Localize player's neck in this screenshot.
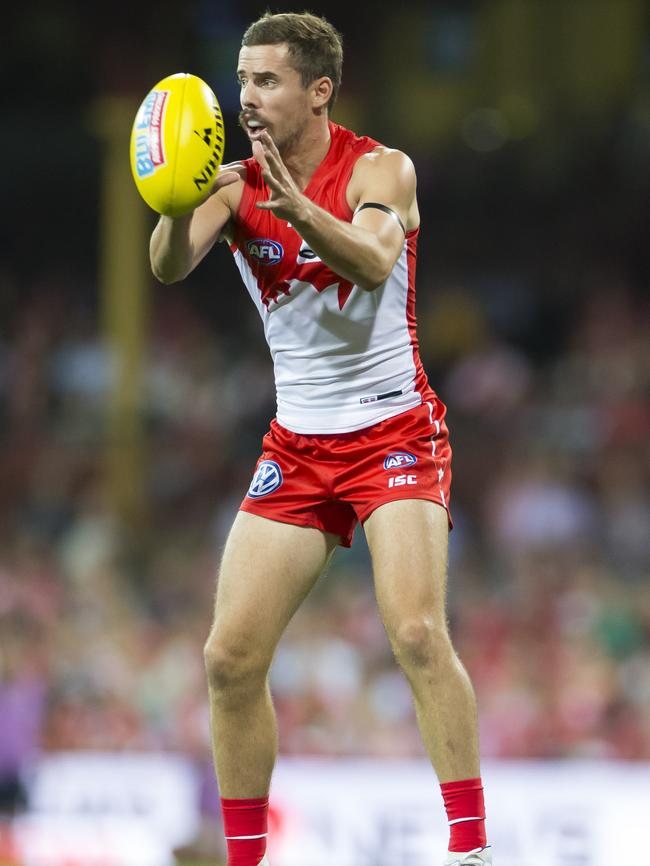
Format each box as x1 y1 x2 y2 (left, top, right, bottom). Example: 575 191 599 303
280 118 331 192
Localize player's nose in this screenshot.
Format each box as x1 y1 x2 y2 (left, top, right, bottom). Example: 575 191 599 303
240 80 260 109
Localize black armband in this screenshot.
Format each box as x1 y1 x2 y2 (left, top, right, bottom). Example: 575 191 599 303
354 202 406 235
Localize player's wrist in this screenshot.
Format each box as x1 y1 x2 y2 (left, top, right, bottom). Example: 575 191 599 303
289 196 316 233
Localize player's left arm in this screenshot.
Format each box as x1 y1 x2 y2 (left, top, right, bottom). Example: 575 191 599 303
254 133 416 292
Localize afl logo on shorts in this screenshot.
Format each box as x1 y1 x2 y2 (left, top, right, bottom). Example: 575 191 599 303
383 452 417 470
247 238 283 265
247 460 283 498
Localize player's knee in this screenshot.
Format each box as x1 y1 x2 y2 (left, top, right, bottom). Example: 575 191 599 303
203 633 269 693
391 617 452 673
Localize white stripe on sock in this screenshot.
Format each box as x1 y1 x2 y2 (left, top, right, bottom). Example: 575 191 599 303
448 816 484 826
225 832 268 840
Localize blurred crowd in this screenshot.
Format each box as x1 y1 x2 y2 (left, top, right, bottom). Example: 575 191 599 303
0 11 648 866
0 229 648 825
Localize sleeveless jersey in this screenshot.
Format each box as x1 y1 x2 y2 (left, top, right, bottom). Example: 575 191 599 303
229 121 436 434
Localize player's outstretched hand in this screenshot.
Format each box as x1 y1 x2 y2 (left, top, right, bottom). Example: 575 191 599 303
253 132 306 222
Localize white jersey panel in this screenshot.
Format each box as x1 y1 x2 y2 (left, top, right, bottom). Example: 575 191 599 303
233 244 422 433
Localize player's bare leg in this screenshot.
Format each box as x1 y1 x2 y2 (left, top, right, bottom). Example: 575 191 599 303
204 512 338 866
204 512 338 797
365 499 488 860
365 499 479 780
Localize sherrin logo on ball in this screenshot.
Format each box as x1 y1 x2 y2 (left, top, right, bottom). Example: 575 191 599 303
130 73 225 218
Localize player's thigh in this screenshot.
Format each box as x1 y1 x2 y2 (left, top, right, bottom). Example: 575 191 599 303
364 499 449 639
208 511 339 661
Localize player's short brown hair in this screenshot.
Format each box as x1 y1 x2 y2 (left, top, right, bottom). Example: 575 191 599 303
242 11 343 110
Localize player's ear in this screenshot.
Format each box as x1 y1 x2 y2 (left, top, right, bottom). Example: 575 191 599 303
311 77 333 110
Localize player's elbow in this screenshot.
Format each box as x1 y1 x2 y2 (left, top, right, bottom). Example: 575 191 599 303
151 266 183 285
358 255 393 292
151 267 176 285
359 276 386 292
149 232 194 284
150 257 190 284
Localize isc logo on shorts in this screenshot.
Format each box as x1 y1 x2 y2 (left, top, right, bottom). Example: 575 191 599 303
388 474 417 488
383 452 417 470
247 460 283 498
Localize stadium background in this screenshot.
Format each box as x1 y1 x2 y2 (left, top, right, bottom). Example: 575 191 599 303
1 1 649 864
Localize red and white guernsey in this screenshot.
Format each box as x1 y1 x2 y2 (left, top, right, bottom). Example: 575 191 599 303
230 121 436 434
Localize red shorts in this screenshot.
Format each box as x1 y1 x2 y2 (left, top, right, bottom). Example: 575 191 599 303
240 401 452 547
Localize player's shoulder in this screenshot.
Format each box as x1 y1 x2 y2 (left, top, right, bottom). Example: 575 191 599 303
354 145 416 176
348 145 417 200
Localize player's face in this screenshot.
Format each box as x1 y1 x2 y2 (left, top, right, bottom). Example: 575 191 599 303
237 44 312 153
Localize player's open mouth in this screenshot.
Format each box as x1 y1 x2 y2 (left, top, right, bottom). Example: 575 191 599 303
246 121 267 139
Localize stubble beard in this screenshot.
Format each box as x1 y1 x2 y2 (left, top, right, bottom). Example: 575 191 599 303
268 112 311 160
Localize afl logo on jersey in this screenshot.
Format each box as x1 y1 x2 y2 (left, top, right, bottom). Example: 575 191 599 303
247 460 284 498
383 452 418 470
247 238 283 265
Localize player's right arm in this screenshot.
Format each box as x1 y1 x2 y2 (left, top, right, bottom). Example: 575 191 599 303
149 164 244 284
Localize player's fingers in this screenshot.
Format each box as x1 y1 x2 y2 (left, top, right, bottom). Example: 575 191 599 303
254 147 283 193
259 165 283 195
261 150 283 178
221 161 247 175
260 159 285 193
259 134 285 173
260 130 281 158
252 140 270 173
208 163 246 196
211 171 241 193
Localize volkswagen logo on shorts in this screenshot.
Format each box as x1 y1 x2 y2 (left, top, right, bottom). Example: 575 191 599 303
383 451 418 470
247 460 283 498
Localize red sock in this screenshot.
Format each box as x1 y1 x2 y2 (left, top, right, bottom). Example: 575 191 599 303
221 796 269 866
440 777 487 853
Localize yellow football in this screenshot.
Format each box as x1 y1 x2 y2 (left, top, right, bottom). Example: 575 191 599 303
130 73 225 217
